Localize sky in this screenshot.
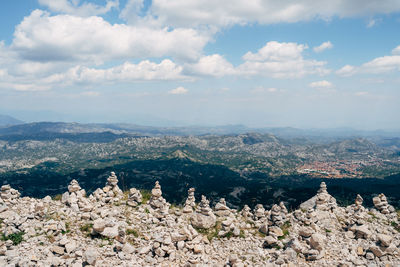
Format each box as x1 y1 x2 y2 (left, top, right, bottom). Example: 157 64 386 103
0 0 400 129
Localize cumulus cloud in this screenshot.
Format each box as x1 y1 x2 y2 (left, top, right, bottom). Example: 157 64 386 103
238 41 329 78
43 60 186 85
336 45 400 76
38 0 119 16
168 86 188 95
11 10 209 63
251 87 278 94
313 41 333 53
185 54 236 77
392 45 400 55
309 80 333 88
130 0 400 28
0 59 187 91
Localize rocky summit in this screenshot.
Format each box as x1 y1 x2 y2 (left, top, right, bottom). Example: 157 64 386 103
0 173 399 266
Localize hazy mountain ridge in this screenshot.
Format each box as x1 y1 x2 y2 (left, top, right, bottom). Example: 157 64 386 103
0 114 23 127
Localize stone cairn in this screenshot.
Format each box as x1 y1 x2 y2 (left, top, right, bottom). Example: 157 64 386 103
373 193 395 215
148 181 170 218
240 205 252 220
61 180 92 212
191 195 216 229
269 202 288 227
253 204 266 221
214 198 232 217
0 185 20 203
315 182 337 211
92 172 123 204
183 188 196 213
126 188 142 207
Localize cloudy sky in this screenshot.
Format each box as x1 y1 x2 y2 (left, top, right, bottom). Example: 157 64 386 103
0 0 400 129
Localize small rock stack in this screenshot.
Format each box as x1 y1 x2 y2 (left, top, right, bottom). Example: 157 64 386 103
269 202 288 227
315 182 337 211
0 185 20 203
253 204 266 221
126 188 142 207
148 181 170 217
92 172 123 203
183 188 196 213
373 193 395 215
191 195 216 229
61 180 93 212
214 198 231 217
240 205 252 220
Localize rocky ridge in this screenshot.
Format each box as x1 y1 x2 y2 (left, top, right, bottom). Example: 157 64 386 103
0 173 399 266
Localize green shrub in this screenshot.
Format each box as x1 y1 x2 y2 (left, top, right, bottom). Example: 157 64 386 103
52 194 62 201
126 229 139 238
1 232 25 245
140 190 151 204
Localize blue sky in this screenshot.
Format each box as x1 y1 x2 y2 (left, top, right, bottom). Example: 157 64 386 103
0 0 400 129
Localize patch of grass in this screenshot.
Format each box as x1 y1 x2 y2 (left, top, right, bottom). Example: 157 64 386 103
62 221 71 235
123 190 130 201
1 232 24 245
126 228 139 238
52 194 62 201
144 208 150 214
80 223 93 236
140 190 151 204
222 231 234 239
368 211 378 219
325 228 332 233
239 230 245 238
391 221 400 232
193 221 222 242
278 221 291 240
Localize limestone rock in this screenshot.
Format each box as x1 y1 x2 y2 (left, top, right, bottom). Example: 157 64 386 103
191 195 216 229
127 188 142 207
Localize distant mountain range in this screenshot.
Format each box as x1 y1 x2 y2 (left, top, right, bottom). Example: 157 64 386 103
0 120 399 140
0 114 24 127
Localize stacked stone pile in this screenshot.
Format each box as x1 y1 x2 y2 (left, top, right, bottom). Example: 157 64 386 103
148 181 170 218
373 193 396 215
182 188 196 213
92 172 123 204
126 188 142 207
191 195 216 229
0 185 20 203
62 180 93 212
214 198 232 217
0 177 398 266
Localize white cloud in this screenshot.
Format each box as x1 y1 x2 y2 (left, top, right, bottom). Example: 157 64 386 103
0 59 187 91
309 80 333 88
313 41 333 53
38 0 119 16
168 86 188 95
336 65 356 76
336 45 400 76
243 41 307 62
251 87 278 94
185 54 236 77
392 45 400 55
43 59 186 85
133 0 400 28
361 55 400 73
238 41 329 78
11 10 209 63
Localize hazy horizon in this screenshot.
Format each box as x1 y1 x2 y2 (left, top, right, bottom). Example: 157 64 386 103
1 1 400 130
